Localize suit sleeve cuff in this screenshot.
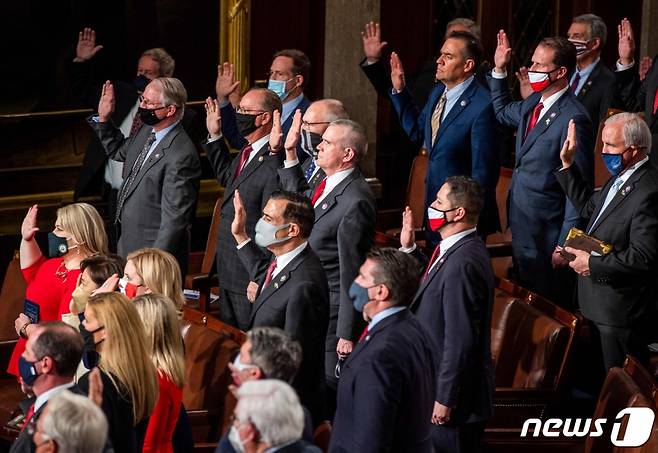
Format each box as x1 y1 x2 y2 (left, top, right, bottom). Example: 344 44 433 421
491 70 507 79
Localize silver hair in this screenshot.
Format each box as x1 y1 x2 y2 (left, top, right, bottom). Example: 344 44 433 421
605 112 652 153
141 48 176 77
41 390 108 453
573 14 607 47
246 327 301 383
329 119 368 164
446 18 481 40
152 77 187 119
236 380 304 447
312 99 349 122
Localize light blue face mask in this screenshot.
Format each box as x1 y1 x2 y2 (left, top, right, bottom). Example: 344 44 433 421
267 77 295 101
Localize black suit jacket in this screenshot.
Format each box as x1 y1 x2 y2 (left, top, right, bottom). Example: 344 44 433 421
329 309 435 453
203 138 281 293
555 162 658 327
614 57 658 157
575 60 615 132
410 232 495 425
238 242 329 425
278 166 376 341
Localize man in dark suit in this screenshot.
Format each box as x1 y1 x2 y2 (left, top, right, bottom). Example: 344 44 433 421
556 113 658 371
614 18 658 158
400 176 494 453
71 29 202 249
489 33 595 299
10 322 83 453
388 31 501 246
203 90 282 330
215 49 312 161
230 190 329 426
330 248 435 453
89 78 201 273
277 119 376 411
566 14 616 132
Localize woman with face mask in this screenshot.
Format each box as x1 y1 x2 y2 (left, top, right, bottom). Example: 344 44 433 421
8 203 108 378
78 292 159 453
134 294 185 453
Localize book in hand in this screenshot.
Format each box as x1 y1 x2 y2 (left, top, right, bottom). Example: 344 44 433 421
559 227 613 262
24 299 40 324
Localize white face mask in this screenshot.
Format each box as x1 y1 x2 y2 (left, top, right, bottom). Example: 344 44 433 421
228 425 246 453
254 218 291 248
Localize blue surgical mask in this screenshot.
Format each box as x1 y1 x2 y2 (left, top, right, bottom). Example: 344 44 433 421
349 281 379 312
254 218 291 248
267 78 295 101
18 356 41 386
601 153 623 176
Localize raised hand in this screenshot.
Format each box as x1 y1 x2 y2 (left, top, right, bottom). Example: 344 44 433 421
21 205 39 241
231 190 249 243
88 368 104 406
515 66 532 100
91 274 119 296
284 109 302 162
494 30 512 73
390 52 406 92
204 97 222 139
639 56 653 81
269 110 283 152
361 21 388 63
215 62 240 103
400 206 416 249
618 18 635 66
98 80 115 122
75 28 103 62
560 120 577 168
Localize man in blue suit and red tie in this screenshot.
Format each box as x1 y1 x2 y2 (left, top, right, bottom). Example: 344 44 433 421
388 31 501 247
488 32 594 298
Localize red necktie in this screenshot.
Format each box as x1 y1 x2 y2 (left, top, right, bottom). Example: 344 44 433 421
129 110 143 137
653 88 658 114
358 325 369 342
262 259 277 289
233 145 253 181
571 73 581 94
21 404 35 432
524 102 544 141
422 245 441 280
311 177 327 205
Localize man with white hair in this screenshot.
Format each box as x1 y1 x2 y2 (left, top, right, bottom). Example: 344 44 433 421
32 390 108 453
556 112 658 371
224 380 321 453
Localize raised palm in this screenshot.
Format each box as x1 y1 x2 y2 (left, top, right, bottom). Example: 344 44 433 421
76 28 103 61
362 21 388 62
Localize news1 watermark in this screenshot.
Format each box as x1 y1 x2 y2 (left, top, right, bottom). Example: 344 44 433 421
521 407 656 447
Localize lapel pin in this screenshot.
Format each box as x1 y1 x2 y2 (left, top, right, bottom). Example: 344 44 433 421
321 203 328 210
460 100 467 107
550 112 556 118
365 335 370 341
258 156 264 162
280 275 287 282
621 185 633 196
545 119 551 125
273 282 279 289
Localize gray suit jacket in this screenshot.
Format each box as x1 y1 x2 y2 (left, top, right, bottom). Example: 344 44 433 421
87 118 201 268
278 165 376 341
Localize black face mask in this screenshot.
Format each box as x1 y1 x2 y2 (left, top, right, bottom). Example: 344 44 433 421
133 74 151 93
301 130 323 158
235 112 262 137
138 106 167 126
48 232 69 258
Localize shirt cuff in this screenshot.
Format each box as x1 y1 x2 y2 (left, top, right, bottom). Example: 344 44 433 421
91 115 100 123
491 69 507 79
362 58 379 66
391 88 403 95
399 243 417 254
615 60 635 71
236 238 252 249
284 158 299 168
206 134 222 143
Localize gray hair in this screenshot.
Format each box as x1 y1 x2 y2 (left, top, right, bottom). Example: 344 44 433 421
605 112 652 153
246 327 302 383
329 119 368 164
41 390 108 453
573 14 607 47
446 18 481 40
236 380 304 447
152 77 187 118
32 322 83 377
141 48 176 77
312 99 349 122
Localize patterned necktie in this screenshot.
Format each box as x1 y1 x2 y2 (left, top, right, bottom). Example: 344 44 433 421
524 102 544 141
422 244 441 280
311 177 327 205
115 132 157 223
571 72 581 94
305 159 317 182
233 145 253 181
129 110 143 137
430 93 447 147
263 259 278 289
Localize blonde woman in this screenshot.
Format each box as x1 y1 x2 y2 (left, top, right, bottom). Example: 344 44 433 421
122 248 185 315
8 203 107 377
134 294 185 453
78 292 159 453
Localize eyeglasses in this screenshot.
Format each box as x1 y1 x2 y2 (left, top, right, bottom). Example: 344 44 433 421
302 120 331 128
236 107 266 115
139 96 164 109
